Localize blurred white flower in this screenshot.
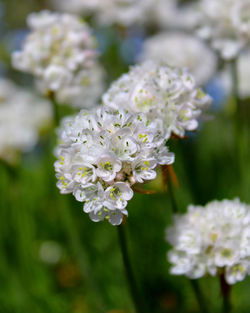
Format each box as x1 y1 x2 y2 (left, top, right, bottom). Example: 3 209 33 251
40 241 63 265
94 0 154 27
139 32 217 86
55 107 174 225
0 79 52 164
153 0 200 31
197 0 250 60
55 64 105 109
51 0 154 27
166 199 250 285
12 10 104 108
220 49 250 99
103 61 212 139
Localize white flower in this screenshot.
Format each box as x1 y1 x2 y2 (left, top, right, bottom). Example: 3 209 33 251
166 199 250 285
55 64 105 109
55 107 174 225
0 79 52 164
12 10 103 109
51 0 154 27
153 0 200 31
220 48 250 99
139 32 217 86
103 61 212 139
197 0 250 60
94 0 154 27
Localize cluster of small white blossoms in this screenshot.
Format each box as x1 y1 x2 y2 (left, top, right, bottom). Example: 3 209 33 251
51 0 155 27
220 48 250 99
12 10 104 109
0 79 52 164
139 32 217 86
103 61 212 140
55 107 174 225
197 0 250 60
166 199 250 285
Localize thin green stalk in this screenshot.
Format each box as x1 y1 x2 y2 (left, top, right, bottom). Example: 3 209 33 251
219 273 231 313
162 165 179 213
117 224 145 313
47 91 60 127
165 166 178 214
190 280 209 313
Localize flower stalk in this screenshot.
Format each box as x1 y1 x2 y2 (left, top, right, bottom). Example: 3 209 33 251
219 272 232 313
117 223 145 313
190 280 209 313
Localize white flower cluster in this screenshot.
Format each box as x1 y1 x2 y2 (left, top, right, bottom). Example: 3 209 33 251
0 79 52 164
220 48 250 99
139 32 217 86
51 0 155 27
55 107 174 225
153 0 200 31
197 0 250 60
103 61 212 139
166 199 250 285
12 11 104 108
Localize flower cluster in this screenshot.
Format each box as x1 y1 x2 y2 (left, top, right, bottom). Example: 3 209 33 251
197 0 250 60
12 11 104 108
52 0 155 27
153 0 200 31
55 107 174 225
139 32 217 86
0 79 52 164
103 61 212 139
166 199 250 284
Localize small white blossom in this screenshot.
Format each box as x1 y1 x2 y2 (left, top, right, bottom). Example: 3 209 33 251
139 32 217 86
0 79 52 164
103 61 212 139
166 199 250 284
55 107 174 225
197 0 250 60
12 10 103 109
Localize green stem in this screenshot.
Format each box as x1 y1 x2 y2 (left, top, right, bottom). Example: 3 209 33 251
163 165 178 213
190 280 209 313
48 91 60 127
117 224 145 313
219 273 231 313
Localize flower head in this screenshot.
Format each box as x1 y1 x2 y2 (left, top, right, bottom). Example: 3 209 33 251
55 107 174 225
51 0 155 27
12 11 103 108
197 0 250 60
166 199 250 284
0 79 52 164
139 32 217 86
103 61 212 139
